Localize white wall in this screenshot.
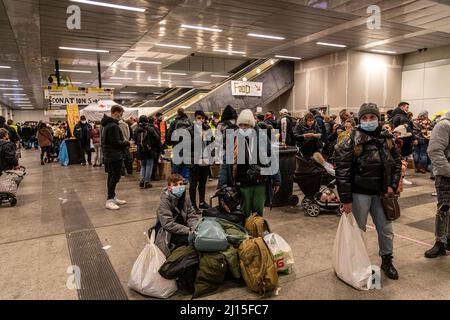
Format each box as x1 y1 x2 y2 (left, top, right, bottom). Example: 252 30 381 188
12 110 48 123
401 60 450 117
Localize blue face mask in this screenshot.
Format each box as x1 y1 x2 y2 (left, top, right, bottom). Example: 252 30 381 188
171 185 185 198
360 120 379 132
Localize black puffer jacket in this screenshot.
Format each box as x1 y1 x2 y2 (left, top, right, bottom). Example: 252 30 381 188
335 127 402 203
133 123 161 160
294 121 322 156
390 107 410 129
101 115 129 163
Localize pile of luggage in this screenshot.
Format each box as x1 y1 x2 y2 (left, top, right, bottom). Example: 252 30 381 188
0 167 26 207
129 188 295 299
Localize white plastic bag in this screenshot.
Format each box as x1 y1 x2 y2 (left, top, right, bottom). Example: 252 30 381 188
264 233 295 274
332 213 372 290
128 231 177 298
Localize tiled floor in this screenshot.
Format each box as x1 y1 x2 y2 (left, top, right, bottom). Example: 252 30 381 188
0 149 448 300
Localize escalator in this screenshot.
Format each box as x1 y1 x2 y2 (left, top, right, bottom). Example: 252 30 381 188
158 58 295 122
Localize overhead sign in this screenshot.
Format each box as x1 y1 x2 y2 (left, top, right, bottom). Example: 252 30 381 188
231 81 263 97
44 87 114 106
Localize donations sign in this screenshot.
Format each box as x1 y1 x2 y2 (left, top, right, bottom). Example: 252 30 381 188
44 87 114 106
231 81 263 97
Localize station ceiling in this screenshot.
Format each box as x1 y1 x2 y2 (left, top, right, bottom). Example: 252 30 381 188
1 0 450 109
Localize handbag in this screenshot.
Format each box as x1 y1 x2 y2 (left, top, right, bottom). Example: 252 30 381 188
381 193 401 221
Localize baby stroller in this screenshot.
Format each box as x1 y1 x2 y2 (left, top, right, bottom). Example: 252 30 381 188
294 152 343 217
0 166 26 207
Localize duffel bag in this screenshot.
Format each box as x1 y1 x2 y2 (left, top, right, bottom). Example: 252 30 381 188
190 218 229 252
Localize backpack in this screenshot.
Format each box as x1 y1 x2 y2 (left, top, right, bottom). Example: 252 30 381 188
191 218 229 252
238 237 278 294
245 213 271 238
136 129 152 153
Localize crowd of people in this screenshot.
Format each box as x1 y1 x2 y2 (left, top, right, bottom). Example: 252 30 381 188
2 100 449 284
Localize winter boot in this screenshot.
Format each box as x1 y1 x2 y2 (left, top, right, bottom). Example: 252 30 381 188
381 255 399 280
425 242 447 258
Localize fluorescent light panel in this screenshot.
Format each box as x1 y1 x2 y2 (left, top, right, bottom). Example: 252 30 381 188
0 79 19 82
59 69 92 74
102 83 123 86
0 66 11 69
317 42 347 48
120 69 145 73
162 72 187 76
2 94 26 96
135 60 162 65
120 91 137 94
0 88 23 90
181 24 222 32
20 107 34 109
248 33 285 40
192 80 211 84
69 0 146 12
148 79 171 82
275 55 302 60
371 49 397 54
211 75 229 78
110 77 132 80
213 49 246 55
59 46 110 53
156 43 192 49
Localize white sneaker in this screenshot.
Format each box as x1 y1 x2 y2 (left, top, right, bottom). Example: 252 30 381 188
113 198 127 205
432 192 437 196
403 178 413 185
106 200 120 210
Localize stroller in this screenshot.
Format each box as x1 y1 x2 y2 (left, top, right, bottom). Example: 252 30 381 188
0 167 26 207
294 152 343 217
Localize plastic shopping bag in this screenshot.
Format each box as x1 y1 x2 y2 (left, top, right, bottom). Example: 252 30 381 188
264 233 295 275
128 231 177 298
332 213 372 290
58 140 69 166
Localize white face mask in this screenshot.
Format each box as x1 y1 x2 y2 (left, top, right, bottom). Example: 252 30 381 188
230 119 236 125
81 120 87 124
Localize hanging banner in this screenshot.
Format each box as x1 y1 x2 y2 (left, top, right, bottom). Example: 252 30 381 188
231 81 263 97
44 87 114 106
66 104 80 137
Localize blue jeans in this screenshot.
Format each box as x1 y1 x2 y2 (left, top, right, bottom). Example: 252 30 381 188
352 193 394 257
140 159 154 183
413 143 428 168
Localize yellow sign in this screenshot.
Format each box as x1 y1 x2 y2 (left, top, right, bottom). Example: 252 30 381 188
66 104 80 137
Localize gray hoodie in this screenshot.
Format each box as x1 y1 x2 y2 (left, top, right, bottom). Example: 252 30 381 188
428 111 450 178
154 188 201 257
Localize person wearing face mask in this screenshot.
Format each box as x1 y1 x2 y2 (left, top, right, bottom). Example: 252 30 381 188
217 105 238 189
335 103 402 281
187 110 212 214
154 174 201 257
101 105 131 210
74 115 93 166
90 121 102 167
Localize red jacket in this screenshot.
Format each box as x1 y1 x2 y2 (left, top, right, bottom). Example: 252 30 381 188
90 127 101 144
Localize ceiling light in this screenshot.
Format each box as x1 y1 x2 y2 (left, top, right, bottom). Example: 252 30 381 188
0 79 19 82
371 49 397 55
20 107 34 109
214 49 246 55
59 69 92 74
0 88 23 90
192 80 211 84
275 55 302 60
2 93 26 96
148 79 171 82
256 69 261 74
159 20 167 25
120 69 145 73
69 0 146 12
70 82 84 85
317 42 347 48
181 24 222 32
162 72 187 76
18 104 32 106
59 46 110 53
110 77 132 80
135 60 162 65
0 66 11 69
156 43 192 49
10 98 30 100
211 75 229 78
120 91 137 94
248 33 285 40
102 83 123 86
242 77 248 82
177 86 193 88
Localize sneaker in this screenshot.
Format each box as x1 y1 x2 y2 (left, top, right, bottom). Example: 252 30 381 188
88 162 93 166
139 180 145 189
145 182 153 189
199 202 210 210
425 242 447 258
432 192 437 197
209 178 213 182
93 164 98 167
113 198 127 205
41 161 45 166
81 163 86 166
403 178 413 185
106 200 120 210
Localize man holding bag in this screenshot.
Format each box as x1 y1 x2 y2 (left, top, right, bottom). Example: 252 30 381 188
335 103 402 280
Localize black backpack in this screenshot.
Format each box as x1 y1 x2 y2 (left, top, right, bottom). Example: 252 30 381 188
136 128 152 153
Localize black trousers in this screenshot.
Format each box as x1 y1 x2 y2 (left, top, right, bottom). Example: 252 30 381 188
106 160 123 200
80 143 91 164
189 165 210 208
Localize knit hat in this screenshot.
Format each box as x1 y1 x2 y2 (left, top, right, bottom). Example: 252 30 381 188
394 125 412 138
221 105 238 122
358 103 380 120
418 110 429 119
280 108 289 115
237 109 256 128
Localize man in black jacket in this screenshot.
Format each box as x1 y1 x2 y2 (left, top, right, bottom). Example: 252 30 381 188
335 103 402 280
0 116 19 145
390 102 411 129
74 115 92 165
101 105 131 210
0 128 18 173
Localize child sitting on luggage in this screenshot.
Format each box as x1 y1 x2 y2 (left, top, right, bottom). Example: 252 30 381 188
154 173 201 257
